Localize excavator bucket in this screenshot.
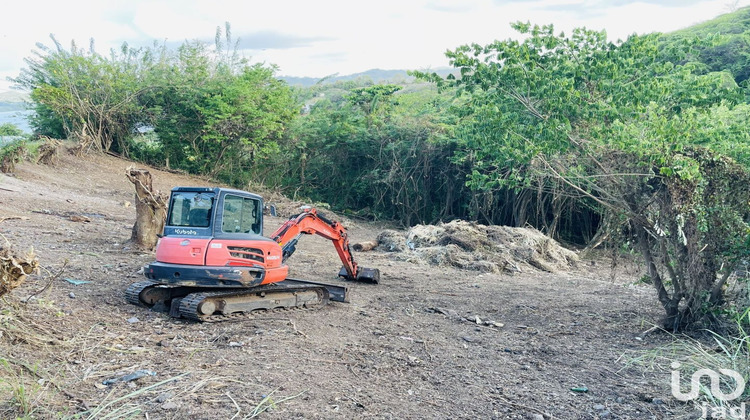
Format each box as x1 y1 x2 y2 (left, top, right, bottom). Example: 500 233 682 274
356 267 380 284
338 267 380 284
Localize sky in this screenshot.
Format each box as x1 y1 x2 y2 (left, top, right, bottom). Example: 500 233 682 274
1 0 748 92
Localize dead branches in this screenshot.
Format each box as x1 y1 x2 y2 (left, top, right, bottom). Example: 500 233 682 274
0 245 39 298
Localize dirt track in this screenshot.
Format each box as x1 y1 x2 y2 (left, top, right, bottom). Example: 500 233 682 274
0 152 696 419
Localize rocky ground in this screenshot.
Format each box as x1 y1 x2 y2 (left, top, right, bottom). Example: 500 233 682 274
0 151 702 419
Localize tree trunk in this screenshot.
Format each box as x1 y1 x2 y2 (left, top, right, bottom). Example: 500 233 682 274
125 166 167 250
632 222 680 330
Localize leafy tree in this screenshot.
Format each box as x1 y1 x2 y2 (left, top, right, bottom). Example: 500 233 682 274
15 24 296 186
417 23 750 330
140 37 295 184
13 36 145 153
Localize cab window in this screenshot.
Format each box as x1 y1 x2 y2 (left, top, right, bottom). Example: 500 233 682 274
222 195 261 234
167 192 215 227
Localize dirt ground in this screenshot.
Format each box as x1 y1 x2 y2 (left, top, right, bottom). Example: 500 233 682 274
0 151 700 419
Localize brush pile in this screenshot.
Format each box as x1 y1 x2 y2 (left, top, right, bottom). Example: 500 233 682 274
375 220 578 274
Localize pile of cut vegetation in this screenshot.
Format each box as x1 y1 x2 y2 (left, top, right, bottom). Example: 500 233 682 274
375 220 578 274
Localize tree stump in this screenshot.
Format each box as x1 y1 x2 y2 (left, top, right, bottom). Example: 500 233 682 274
0 246 39 298
125 166 167 250
36 137 62 165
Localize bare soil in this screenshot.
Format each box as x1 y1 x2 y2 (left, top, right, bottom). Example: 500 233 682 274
0 151 698 419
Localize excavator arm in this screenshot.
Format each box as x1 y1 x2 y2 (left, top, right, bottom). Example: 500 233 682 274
269 207 380 283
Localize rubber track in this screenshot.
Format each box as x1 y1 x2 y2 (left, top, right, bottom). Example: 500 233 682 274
125 281 157 307
178 287 329 323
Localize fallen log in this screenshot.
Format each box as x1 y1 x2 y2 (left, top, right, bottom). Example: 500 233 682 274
352 240 379 252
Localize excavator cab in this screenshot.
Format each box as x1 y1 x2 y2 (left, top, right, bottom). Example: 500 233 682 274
163 187 262 237
149 187 289 288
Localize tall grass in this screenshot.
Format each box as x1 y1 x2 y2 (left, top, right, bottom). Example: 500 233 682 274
625 308 749 410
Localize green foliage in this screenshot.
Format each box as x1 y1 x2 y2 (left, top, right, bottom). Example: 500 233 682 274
14 25 295 184
415 22 750 330
250 83 465 225
13 36 145 152
139 38 295 184
661 6 750 84
0 123 23 137
0 358 41 418
0 140 28 174
10 14 750 331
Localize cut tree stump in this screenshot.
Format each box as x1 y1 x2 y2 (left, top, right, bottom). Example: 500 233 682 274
125 166 167 250
0 246 39 298
36 137 63 166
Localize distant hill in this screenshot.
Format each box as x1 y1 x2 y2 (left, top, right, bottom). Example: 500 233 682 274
661 6 750 83
0 90 29 103
279 67 456 87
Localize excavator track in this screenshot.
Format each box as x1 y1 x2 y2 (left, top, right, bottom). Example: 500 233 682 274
177 286 329 322
125 281 155 307
125 279 344 322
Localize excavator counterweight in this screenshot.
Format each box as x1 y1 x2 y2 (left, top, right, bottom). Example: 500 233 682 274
125 187 379 321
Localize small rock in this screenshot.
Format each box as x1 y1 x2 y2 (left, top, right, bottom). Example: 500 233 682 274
158 340 171 347
161 401 178 410
600 410 611 418
652 398 663 405
68 292 76 299
530 414 544 420
156 392 174 403
615 397 625 404
127 317 140 324
594 404 606 410
461 336 475 343
373 330 385 336
229 341 243 347
473 315 482 324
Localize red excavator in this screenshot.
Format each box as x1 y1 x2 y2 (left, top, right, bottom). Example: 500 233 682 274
126 187 379 322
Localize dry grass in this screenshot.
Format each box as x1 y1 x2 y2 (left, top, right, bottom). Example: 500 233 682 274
622 312 750 411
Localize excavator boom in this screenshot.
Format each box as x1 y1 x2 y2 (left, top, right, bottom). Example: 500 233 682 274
270 207 379 283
